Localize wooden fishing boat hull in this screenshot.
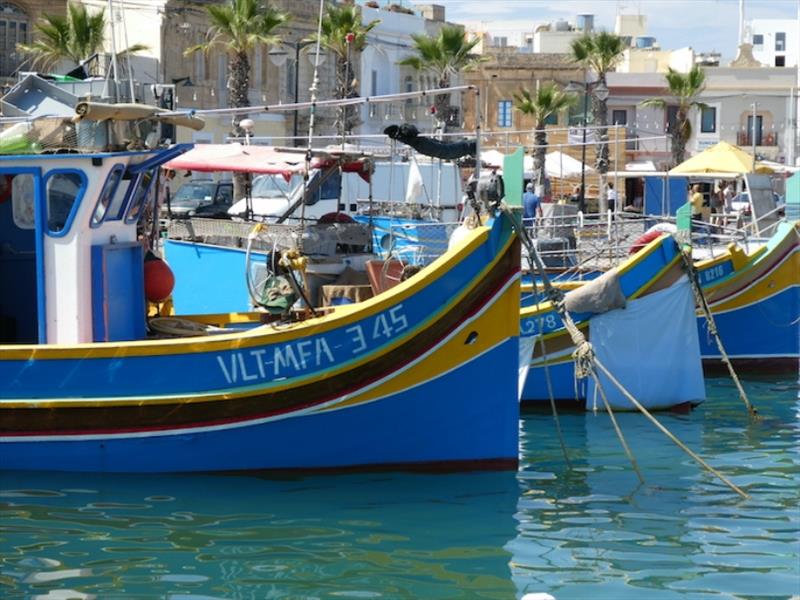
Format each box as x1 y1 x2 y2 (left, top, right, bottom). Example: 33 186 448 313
519 234 700 410
0 216 521 472
694 221 800 371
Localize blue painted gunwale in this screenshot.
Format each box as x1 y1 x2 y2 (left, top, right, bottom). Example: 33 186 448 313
0 216 515 400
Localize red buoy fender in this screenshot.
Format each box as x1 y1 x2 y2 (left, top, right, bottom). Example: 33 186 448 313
144 257 175 303
628 230 663 255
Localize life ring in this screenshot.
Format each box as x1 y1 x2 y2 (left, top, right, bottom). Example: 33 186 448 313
149 317 224 337
628 230 663 255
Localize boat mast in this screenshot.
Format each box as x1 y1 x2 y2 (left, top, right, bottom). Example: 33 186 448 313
106 0 120 102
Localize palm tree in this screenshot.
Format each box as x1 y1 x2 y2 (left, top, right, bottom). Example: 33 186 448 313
185 0 287 201
640 65 707 167
514 83 576 192
570 31 626 210
310 3 380 137
399 25 483 132
17 3 147 73
185 0 288 132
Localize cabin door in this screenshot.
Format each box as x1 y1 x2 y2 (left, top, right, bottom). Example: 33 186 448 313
0 171 40 343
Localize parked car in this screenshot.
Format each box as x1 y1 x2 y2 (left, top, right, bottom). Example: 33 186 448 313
164 180 233 218
731 191 783 216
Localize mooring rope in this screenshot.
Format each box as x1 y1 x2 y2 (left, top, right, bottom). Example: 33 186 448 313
507 210 750 499
534 313 572 469
677 241 757 418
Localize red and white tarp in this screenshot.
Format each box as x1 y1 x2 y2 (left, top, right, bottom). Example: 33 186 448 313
163 144 370 181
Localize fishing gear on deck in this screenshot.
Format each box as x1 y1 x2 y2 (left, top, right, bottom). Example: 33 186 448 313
384 123 476 160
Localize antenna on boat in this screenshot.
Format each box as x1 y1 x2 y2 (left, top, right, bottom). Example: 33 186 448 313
116 0 138 102
104 0 120 102
298 0 327 245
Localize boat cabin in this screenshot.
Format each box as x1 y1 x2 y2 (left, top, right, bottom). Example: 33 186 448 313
0 145 189 345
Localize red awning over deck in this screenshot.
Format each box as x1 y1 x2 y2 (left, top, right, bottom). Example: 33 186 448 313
163 144 371 181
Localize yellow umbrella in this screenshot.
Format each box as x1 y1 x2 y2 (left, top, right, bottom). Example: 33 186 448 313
669 141 773 175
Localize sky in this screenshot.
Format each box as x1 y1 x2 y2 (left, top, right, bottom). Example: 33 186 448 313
404 0 798 59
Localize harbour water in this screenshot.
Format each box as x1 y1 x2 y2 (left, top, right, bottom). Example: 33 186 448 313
1 376 798 600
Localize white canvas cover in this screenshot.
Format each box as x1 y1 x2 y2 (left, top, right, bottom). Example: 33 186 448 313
586 277 705 411
518 336 536 402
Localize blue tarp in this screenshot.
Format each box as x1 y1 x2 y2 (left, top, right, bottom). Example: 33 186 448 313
644 176 689 216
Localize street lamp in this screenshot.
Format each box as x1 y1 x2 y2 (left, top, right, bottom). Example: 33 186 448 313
565 79 609 213
268 41 327 146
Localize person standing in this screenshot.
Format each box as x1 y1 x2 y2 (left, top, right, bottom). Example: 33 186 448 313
523 182 542 226
723 182 736 216
570 184 586 213
607 182 618 214
690 184 705 221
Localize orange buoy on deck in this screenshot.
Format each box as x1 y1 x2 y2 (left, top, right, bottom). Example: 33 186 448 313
144 255 175 303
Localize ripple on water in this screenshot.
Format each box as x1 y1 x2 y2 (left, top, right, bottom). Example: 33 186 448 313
0 376 797 599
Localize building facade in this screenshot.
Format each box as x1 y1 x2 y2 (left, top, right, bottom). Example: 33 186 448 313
748 18 797 68
356 3 452 140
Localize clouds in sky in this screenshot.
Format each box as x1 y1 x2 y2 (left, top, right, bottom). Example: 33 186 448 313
407 0 798 59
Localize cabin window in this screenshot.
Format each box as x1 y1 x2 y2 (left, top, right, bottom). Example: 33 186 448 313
10 174 34 229
45 171 85 236
105 169 135 220
90 165 124 227
124 168 156 224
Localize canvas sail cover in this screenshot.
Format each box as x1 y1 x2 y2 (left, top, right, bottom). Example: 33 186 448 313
587 277 706 411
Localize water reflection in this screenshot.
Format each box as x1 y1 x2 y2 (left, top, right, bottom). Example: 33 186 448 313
511 377 800 599
0 470 520 599
1 377 798 600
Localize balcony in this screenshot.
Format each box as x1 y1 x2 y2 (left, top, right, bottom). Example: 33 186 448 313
737 131 778 147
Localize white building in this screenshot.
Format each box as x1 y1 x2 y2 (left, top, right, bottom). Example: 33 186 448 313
357 4 454 138
748 19 797 67
605 67 796 168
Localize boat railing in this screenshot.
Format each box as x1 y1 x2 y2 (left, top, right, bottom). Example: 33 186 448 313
165 217 372 255
383 220 460 265
355 199 454 221
0 115 145 154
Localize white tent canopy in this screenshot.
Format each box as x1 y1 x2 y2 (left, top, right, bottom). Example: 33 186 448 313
481 149 594 178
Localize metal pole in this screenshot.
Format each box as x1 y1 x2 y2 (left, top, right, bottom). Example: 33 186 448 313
751 101 757 170
580 86 588 211
342 36 352 147
614 123 619 212
293 42 300 146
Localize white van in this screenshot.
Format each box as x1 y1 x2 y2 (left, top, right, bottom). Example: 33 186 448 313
228 160 463 223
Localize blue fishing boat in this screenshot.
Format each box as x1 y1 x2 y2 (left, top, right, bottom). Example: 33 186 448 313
519 234 707 411
0 141 522 473
692 220 799 371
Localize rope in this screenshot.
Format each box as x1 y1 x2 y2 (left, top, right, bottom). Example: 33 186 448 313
505 206 750 499
677 240 757 418
535 314 572 469
592 357 749 499
589 369 645 484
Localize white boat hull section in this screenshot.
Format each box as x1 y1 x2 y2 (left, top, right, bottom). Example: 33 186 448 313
586 277 706 411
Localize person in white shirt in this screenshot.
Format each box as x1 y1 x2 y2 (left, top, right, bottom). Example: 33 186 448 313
723 182 735 215
607 182 618 213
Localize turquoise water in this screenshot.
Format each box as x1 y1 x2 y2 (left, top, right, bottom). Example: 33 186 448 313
1 377 798 600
